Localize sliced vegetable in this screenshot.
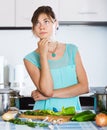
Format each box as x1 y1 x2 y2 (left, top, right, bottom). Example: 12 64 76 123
61 106 76 115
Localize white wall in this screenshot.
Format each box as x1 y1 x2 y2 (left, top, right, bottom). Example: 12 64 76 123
0 25 107 89
57 25 107 87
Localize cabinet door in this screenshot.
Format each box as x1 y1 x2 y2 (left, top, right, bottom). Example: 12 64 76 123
83 0 107 21
59 0 107 21
0 0 15 26
16 0 59 27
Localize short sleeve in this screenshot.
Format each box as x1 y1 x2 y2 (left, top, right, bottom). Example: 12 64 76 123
24 51 40 68
67 44 78 65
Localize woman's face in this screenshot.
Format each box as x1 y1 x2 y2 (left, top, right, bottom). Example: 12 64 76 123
33 13 57 40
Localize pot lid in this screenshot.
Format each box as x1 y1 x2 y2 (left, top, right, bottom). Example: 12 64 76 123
0 88 19 94
95 86 107 94
95 90 107 94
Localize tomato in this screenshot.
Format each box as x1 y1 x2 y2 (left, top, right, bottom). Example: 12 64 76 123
95 113 107 127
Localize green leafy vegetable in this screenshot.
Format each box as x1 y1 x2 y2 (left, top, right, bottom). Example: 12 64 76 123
24 106 76 116
24 109 55 116
8 118 48 128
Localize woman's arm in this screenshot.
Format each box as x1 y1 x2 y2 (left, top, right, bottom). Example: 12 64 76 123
30 51 89 101
24 46 88 100
24 58 53 97
52 51 89 98
24 39 54 97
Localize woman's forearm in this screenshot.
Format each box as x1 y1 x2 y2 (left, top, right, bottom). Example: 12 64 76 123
52 83 89 98
39 55 54 97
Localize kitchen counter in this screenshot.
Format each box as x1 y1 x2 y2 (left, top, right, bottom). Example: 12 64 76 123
0 117 107 130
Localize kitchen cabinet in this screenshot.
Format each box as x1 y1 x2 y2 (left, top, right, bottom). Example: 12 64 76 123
16 0 107 27
15 0 59 27
16 96 95 110
0 0 107 27
59 0 107 22
16 97 35 110
80 96 94 110
0 0 15 27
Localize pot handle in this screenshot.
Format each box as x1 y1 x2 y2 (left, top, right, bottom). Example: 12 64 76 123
9 95 24 99
105 86 107 92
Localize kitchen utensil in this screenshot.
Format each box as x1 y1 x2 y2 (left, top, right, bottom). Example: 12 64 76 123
0 88 21 115
94 86 107 113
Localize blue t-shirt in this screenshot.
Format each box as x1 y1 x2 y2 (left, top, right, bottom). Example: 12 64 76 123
24 44 81 111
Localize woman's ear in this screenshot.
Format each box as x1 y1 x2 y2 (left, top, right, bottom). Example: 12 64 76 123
55 20 59 30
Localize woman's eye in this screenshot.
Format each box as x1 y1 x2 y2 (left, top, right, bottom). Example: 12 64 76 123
44 20 49 24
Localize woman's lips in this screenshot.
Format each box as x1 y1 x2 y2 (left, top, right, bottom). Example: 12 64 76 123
40 32 47 35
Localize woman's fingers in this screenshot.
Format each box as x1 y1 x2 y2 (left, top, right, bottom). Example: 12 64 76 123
38 39 49 57
38 38 49 46
31 90 48 101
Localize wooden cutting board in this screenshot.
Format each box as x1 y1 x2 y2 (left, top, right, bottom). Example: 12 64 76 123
19 114 72 122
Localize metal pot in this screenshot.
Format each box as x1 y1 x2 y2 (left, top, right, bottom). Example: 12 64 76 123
0 88 20 115
94 86 107 113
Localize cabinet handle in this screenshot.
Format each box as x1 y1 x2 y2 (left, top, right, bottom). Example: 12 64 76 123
28 104 34 106
78 11 97 15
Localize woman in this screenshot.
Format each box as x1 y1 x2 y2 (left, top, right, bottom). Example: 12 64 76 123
24 6 89 111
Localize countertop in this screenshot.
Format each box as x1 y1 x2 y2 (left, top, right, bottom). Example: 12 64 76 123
0 117 107 130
